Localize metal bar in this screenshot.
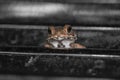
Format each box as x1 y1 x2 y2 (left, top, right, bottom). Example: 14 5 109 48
0 24 120 31
0 51 120 58
0 0 120 4
0 46 120 56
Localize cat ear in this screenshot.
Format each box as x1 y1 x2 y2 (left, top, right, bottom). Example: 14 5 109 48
48 26 55 34
64 24 72 33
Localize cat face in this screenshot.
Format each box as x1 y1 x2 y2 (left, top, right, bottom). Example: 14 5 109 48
47 25 77 48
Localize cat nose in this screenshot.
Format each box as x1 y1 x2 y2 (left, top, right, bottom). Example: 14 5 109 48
58 37 62 40
57 37 64 40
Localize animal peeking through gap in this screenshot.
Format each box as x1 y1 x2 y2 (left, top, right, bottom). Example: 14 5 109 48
44 25 86 49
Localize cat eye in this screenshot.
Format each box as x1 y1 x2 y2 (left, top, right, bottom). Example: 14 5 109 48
48 28 52 34
67 26 72 33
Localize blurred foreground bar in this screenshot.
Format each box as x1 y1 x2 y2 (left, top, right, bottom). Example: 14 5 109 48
0 0 120 4
0 1 120 26
0 47 120 78
0 75 116 80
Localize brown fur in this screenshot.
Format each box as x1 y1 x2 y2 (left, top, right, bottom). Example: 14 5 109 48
45 25 86 49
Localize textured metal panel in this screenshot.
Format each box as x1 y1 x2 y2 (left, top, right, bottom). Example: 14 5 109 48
0 47 119 78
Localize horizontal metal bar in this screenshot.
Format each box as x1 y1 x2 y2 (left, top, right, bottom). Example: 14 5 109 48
0 51 120 58
0 0 120 4
0 24 120 31
0 75 115 80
